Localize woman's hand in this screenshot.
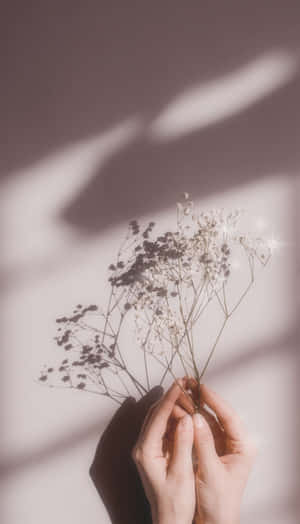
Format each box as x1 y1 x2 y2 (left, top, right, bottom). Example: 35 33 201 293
190 382 258 524
131 379 196 524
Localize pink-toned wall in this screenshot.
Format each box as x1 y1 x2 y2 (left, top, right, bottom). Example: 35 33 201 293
1 3 299 523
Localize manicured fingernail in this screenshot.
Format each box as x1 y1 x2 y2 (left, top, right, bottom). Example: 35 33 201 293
194 413 204 428
180 414 192 429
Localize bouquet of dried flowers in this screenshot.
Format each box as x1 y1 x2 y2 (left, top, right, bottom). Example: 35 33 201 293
39 193 276 409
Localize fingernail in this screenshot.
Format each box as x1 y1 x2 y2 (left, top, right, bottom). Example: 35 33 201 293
180 414 192 429
194 413 204 428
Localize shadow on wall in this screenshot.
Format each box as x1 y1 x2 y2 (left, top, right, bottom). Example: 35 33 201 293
63 74 300 232
0 329 298 483
1 3 300 523
1 3 300 237
89 387 163 524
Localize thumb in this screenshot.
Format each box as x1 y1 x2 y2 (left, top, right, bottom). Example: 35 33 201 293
168 414 194 477
193 413 219 478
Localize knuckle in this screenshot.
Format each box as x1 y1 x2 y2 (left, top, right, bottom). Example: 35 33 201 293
131 444 142 464
131 444 151 467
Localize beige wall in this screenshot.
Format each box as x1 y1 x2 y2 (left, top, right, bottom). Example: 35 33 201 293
1 4 299 523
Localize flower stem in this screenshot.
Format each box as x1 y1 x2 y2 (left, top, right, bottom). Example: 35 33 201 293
199 316 228 381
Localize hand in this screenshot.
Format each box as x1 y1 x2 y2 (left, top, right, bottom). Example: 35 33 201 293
132 379 196 524
189 381 258 524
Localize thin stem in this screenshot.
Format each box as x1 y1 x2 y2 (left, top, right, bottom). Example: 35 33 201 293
151 353 198 411
192 295 213 324
101 286 115 346
228 255 254 317
222 282 228 316
116 370 131 396
176 279 200 383
209 281 227 315
199 315 228 382
141 315 155 390
123 368 147 395
106 312 147 396
185 277 207 326
163 292 190 378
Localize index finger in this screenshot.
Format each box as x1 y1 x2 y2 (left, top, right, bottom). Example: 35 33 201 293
139 380 183 454
199 383 247 448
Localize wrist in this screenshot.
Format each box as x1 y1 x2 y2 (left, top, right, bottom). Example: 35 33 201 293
204 517 240 524
154 513 192 524
154 517 192 524
194 513 240 524
155 520 192 524
153 505 193 524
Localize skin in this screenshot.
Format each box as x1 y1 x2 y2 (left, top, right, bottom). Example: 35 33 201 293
132 378 258 524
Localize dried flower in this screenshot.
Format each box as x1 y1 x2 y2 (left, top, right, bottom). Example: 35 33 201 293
39 194 275 406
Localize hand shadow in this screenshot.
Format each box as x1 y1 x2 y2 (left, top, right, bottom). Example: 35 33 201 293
89 386 163 524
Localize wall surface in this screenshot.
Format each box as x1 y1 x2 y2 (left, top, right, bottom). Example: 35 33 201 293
1 3 299 523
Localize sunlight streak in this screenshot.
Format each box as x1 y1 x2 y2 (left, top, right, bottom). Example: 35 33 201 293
150 50 299 140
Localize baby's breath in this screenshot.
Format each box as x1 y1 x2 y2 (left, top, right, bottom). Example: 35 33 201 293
39 193 274 404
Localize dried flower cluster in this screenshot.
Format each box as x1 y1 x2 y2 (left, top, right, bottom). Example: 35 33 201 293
39 193 275 405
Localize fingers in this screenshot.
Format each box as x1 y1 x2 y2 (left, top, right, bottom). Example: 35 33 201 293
174 397 225 456
162 404 187 454
172 404 187 419
138 380 184 455
185 377 204 408
199 384 245 439
168 415 194 478
174 376 204 415
173 378 225 456
199 384 255 457
198 406 226 456
193 413 219 478
176 389 195 414
138 400 160 439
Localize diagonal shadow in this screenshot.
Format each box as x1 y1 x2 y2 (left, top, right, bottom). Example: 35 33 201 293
1 4 300 523
1 2 300 178
62 72 300 234
0 329 297 479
